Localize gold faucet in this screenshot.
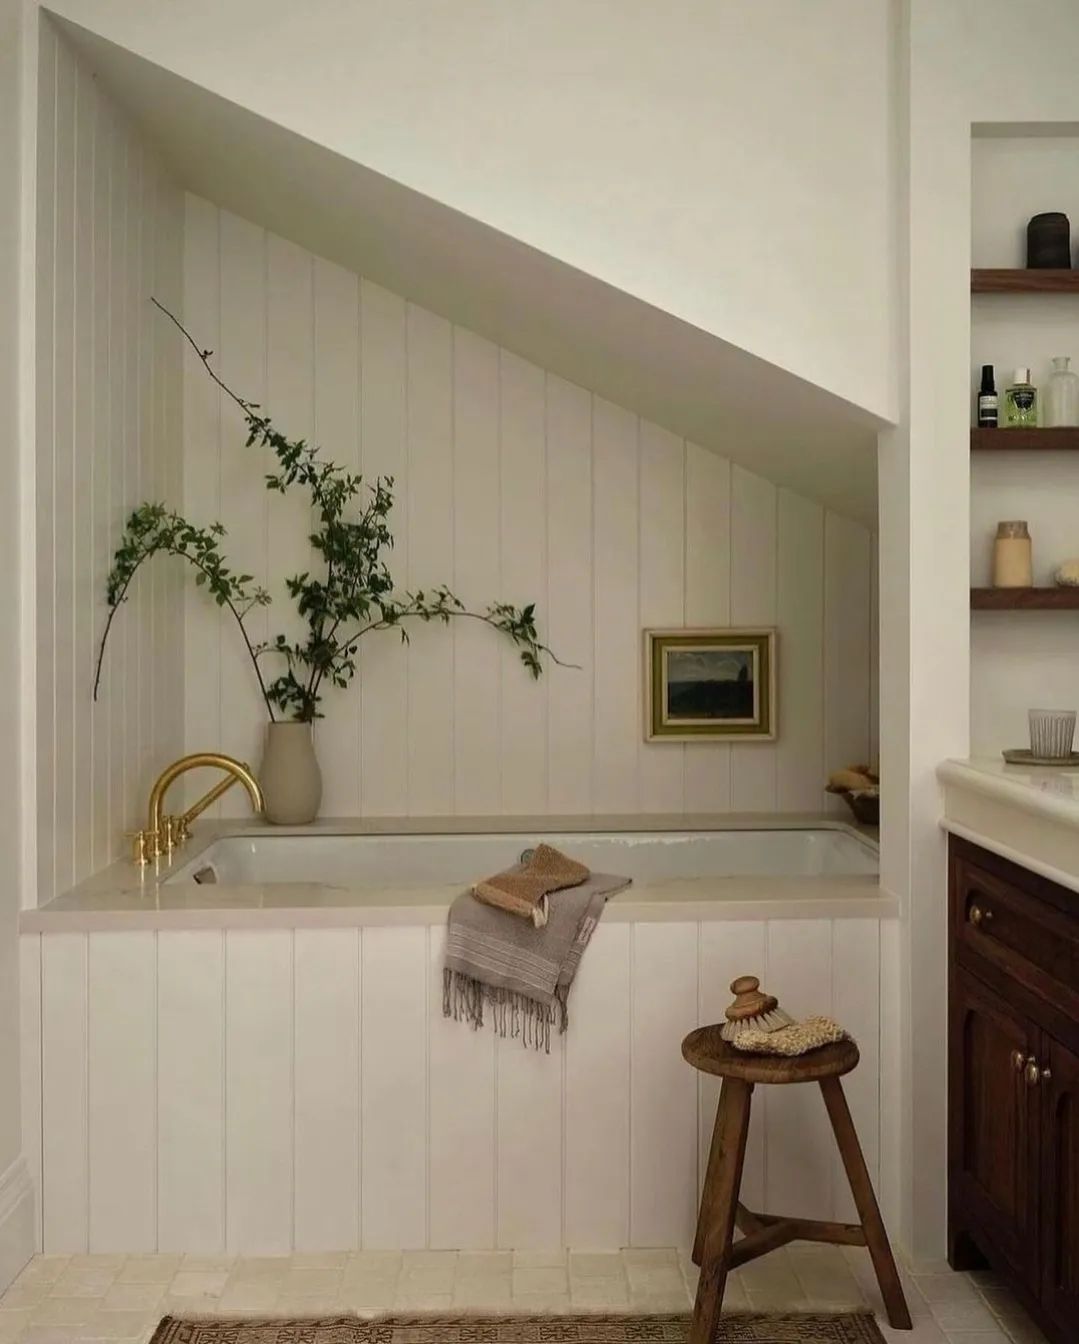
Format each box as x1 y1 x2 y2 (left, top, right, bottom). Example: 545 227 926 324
133 752 264 864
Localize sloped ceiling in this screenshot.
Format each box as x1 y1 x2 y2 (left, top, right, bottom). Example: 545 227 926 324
52 14 882 523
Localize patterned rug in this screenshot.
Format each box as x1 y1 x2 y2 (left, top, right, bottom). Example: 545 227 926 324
148 1312 887 1343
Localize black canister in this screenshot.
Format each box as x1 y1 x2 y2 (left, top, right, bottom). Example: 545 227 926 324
1027 212 1071 269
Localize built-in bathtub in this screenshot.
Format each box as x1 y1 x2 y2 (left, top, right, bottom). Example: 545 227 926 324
19 816 897 1259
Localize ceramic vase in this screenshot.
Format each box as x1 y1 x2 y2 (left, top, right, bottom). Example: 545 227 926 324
259 721 322 824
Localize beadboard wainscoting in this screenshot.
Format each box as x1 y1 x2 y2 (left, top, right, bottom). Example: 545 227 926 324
34 20 185 906
21 916 898 1256
182 200 876 821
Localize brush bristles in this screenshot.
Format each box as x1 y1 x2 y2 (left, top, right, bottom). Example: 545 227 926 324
720 1006 795 1041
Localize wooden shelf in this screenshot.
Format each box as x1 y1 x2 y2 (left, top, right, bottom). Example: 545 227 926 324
972 268 1079 293
972 587 1079 610
972 427 1079 451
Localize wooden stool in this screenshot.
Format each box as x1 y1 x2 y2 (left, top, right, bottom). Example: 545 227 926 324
682 1027 912 1341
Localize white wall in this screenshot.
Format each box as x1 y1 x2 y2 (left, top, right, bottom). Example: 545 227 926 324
34 19 185 905
0 0 34 1295
182 200 876 818
970 136 1079 755
45 0 900 425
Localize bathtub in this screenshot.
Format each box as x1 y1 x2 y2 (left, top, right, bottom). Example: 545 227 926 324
164 826 878 888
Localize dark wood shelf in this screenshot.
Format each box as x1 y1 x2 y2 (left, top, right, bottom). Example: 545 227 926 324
972 427 1079 451
972 268 1079 293
972 587 1079 610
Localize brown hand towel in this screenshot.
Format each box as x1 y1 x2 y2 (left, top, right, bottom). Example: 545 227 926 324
471 843 590 927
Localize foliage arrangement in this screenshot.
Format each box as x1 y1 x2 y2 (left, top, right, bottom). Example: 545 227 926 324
93 299 572 723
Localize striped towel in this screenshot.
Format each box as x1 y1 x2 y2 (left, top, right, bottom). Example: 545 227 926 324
443 867 631 1051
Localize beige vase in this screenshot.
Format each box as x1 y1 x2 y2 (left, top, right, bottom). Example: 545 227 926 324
259 721 323 825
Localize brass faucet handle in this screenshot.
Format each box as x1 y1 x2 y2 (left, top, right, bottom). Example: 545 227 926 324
161 815 184 854
126 830 152 866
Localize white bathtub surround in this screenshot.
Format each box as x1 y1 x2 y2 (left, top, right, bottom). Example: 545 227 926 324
939 757 1079 894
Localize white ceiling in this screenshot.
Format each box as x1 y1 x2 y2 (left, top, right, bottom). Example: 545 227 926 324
53 14 882 523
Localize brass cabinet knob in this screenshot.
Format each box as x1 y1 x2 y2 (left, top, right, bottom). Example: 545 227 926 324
1011 1049 1026 1073
1025 1057 1041 1087
968 903 993 927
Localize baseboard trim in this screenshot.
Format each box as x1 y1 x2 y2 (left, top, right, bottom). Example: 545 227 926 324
0 1156 35 1293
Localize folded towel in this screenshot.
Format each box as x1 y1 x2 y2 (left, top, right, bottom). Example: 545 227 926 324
471 843 590 927
444 867 631 1051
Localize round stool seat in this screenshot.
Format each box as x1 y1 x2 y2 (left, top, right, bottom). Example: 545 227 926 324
681 1025 859 1084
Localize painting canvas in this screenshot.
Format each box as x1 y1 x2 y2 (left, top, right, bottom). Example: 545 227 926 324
644 628 776 740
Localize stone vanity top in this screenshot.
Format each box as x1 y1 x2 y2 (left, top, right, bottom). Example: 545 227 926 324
939 756 1079 892
21 812 889 931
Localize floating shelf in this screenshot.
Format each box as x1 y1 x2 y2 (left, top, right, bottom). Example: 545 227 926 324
972 587 1079 610
972 269 1079 293
971 427 1079 451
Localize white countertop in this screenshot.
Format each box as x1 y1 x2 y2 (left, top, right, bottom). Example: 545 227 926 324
939 757 1079 892
21 812 891 931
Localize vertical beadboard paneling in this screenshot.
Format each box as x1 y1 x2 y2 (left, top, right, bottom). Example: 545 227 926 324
361 927 428 1248
312 259 361 816
545 375 593 813
225 931 294 1254
496 1031 563 1250
293 929 361 1252
764 920 834 1220
427 927 496 1249
729 467 778 811
683 444 732 812
824 513 873 804
697 921 767 1210
564 922 631 1249
406 305 455 815
831 919 880 1222
35 25 185 899
181 204 875 820
452 330 502 815
41 933 88 1252
638 422 686 812
592 399 640 813
19 937 43 1251
157 931 226 1253
630 922 698 1247
776 490 825 810
358 280 409 816
878 917 901 1237
216 210 268 793
499 352 548 815
87 932 156 1251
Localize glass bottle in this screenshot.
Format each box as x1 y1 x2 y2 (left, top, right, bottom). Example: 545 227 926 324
993 521 1033 589
1045 356 1079 427
1004 368 1038 427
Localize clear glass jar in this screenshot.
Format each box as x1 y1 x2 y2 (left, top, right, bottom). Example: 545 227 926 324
1046 355 1079 427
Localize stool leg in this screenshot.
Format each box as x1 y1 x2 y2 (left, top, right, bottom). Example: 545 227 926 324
693 1080 743 1266
820 1076 912 1331
689 1077 752 1344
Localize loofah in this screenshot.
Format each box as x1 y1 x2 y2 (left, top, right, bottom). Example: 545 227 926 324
1055 559 1079 587
732 1014 850 1056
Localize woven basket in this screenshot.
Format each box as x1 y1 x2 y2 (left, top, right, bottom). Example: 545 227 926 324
827 785 879 826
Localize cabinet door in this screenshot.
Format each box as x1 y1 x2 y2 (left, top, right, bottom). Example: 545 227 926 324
951 967 1040 1286
1042 1035 1079 1335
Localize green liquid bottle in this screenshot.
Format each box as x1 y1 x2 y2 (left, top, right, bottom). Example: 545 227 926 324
1005 367 1037 427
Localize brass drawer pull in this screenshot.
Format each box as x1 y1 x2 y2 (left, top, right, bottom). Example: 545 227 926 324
1025 1057 1042 1087
1011 1049 1026 1073
968 903 994 927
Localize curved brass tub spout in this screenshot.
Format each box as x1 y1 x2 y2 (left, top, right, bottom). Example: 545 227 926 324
142 752 264 861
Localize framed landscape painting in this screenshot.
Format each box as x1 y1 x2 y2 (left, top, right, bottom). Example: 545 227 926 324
644 628 776 741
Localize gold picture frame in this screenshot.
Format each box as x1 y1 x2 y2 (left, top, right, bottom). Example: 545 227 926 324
644 628 777 741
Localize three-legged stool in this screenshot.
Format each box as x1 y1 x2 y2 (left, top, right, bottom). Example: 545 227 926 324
681 1027 912 1341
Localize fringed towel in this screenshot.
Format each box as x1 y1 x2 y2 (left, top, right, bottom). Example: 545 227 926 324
471 842 590 927
444 866 631 1051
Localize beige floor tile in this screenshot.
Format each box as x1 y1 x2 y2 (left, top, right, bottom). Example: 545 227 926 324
180 1256 237 1274
273 1295 344 1315
456 1253 512 1278
19 1328 95 1344
876 1321 947 1344
217 1284 283 1313
281 1269 342 1298
512 1268 568 1297
622 1249 680 1270
509 1293 571 1313
931 1298 1005 1331
65 1258 126 1275
940 1333 1009 1344
398 1268 456 1297
50 1270 119 1300
401 1252 458 1271
0 1281 52 1309
341 1283 399 1312
115 1259 182 1286
13 1261 70 1288
30 1298 103 1327
568 1253 624 1281
288 1254 349 1271
914 1273 979 1304
630 1291 691 1312
0 1308 35 1344
81 1309 157 1340
453 1278 513 1308
345 1253 403 1276
513 1252 566 1270
100 1284 166 1313
393 1291 454 1311
166 1271 230 1299
569 1280 629 1308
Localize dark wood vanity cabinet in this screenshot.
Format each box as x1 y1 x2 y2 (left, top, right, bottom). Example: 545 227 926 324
949 837 1079 1344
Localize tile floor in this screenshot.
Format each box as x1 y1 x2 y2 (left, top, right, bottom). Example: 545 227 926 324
0 1246 1050 1344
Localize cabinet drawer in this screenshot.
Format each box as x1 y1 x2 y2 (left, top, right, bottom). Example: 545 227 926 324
953 854 1079 1013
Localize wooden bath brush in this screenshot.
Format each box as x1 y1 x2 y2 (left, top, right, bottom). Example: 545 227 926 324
720 975 795 1041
